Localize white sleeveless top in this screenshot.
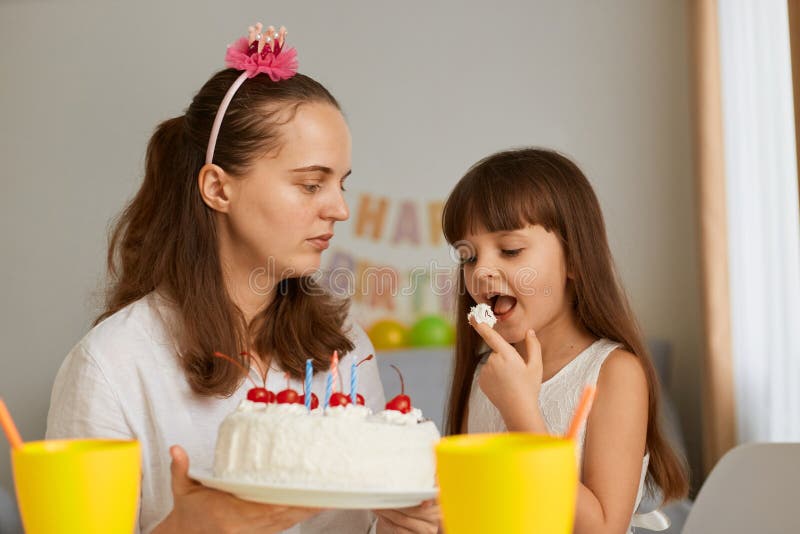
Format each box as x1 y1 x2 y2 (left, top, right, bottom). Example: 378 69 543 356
467 338 669 532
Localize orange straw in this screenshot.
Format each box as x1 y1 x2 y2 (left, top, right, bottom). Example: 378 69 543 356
0 398 23 450
566 385 597 440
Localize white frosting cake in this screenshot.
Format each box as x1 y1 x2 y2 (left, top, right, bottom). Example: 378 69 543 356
213 401 440 490
468 303 497 327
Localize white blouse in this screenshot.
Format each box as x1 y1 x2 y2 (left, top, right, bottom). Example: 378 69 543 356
46 292 385 534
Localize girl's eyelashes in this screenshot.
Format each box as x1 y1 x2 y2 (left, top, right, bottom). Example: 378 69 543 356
459 249 522 264
340 178 347 192
458 246 523 265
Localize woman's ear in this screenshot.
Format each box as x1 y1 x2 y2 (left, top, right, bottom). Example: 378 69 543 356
198 163 232 212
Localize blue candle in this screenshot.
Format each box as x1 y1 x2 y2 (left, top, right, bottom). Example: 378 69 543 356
305 359 313 411
324 369 333 409
350 357 358 404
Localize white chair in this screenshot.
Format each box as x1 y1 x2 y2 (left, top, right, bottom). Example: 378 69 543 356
682 442 800 534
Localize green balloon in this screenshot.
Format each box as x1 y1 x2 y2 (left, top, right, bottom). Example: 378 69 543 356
410 315 455 347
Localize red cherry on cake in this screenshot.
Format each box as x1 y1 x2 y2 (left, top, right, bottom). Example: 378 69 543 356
329 392 351 407
386 395 411 413
276 372 302 404
385 364 412 414
299 393 320 409
276 389 300 404
356 393 365 406
247 387 276 404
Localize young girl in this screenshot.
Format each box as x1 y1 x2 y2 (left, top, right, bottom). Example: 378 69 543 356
442 148 689 533
45 23 438 534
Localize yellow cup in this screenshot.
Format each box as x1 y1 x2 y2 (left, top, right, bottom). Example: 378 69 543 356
436 433 578 534
11 439 141 534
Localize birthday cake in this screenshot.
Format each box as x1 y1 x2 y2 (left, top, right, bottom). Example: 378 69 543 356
213 401 440 490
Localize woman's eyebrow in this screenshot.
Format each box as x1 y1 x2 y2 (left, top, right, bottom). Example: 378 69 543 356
291 165 352 179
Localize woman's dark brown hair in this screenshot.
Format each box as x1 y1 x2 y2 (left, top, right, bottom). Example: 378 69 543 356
96 69 354 395
442 148 689 500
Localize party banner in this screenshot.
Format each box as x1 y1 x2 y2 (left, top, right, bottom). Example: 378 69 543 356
321 192 458 350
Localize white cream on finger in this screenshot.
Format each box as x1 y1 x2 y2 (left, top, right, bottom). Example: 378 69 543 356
468 303 497 328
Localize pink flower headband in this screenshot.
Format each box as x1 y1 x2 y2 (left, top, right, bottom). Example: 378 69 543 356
206 23 299 165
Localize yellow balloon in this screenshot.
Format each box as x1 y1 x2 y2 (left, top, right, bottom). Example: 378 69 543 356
367 319 410 350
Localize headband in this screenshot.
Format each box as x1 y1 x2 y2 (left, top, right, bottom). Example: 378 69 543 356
205 23 299 165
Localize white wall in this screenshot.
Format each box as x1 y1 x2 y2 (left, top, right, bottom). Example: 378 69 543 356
0 0 701 491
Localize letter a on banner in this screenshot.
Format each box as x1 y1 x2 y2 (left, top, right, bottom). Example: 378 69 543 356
392 200 421 245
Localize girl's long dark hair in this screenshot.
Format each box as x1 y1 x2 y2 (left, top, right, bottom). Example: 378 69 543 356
442 148 689 501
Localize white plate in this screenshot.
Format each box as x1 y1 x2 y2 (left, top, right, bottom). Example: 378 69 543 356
189 468 438 509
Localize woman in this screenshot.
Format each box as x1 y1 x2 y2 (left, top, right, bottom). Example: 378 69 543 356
46 24 439 534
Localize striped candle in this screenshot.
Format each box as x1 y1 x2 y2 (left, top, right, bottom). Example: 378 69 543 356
331 351 339 391
324 370 333 409
350 356 358 404
324 350 339 409
305 359 313 411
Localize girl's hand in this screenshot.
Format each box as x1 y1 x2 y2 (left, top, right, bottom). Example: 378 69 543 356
470 320 546 432
153 445 321 534
374 499 440 534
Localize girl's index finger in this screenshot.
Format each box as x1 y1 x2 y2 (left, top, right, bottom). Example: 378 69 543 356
470 318 514 354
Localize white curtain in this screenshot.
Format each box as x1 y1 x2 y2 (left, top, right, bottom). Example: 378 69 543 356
718 0 800 442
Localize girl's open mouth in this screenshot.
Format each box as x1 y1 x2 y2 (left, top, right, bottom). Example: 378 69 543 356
491 294 517 320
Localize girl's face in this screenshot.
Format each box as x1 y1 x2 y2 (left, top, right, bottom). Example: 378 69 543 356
459 224 573 344
223 102 351 280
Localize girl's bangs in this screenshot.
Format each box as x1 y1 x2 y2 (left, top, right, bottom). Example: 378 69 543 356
442 160 559 244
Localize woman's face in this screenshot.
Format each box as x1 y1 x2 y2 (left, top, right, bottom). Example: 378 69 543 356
459 224 573 344
221 102 351 282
